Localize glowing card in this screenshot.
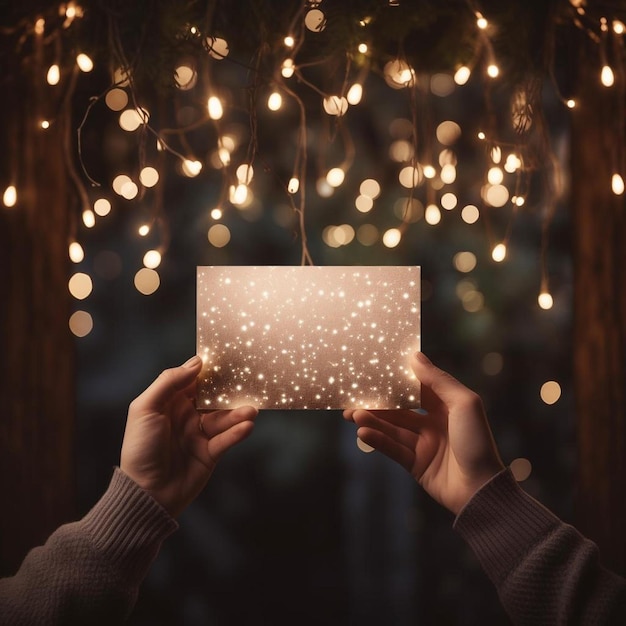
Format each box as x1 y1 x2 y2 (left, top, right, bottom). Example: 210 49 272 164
196 266 421 410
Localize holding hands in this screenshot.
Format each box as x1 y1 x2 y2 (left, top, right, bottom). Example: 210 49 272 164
120 355 258 517
343 352 504 515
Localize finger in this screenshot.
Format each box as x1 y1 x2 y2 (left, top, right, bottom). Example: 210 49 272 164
198 406 258 439
352 409 420 450
206 420 256 463
354 408 432 433
356 427 416 474
133 356 202 412
343 408 356 421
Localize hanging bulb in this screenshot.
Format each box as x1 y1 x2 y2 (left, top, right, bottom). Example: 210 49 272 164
347 83 363 105
601 65 615 87
491 243 507 262
612 173 624 195
3 185 17 207
47 64 60 85
538 292 554 310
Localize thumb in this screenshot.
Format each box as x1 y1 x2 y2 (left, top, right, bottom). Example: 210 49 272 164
132 355 202 412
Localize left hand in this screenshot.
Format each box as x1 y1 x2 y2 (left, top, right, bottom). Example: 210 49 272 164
120 355 258 517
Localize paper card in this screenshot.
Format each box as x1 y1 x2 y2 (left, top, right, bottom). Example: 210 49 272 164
196 266 421 410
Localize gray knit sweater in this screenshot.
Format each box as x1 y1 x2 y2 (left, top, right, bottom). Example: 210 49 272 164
1 468 624 624
0 468 177 625
454 468 626 624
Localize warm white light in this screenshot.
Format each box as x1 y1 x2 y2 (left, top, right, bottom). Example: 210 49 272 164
423 165 436 179
538 292 554 310
143 249 162 269
384 59 415 89
454 66 471 85
316 178 334 197
540 381 561 405
360 178 381 199
206 37 229 59
175 64 197 90
485 184 509 207
121 181 138 200
104 88 128 111
487 166 504 185
281 58 295 78
477 131 486 140
119 108 148 131
208 224 231 247
612 173 625 195
69 242 84 263
230 183 248 205
284 35 295 47
440 163 456 184
182 159 203 177
139 166 159 187
305 8 326 31
425 204 441 225
382 228 402 248
476 14 488 29
76 53 94 72
134 268 160 295
82 210 96 228
355 194 374 213
436 120 462 145
267 91 282 111
47 64 60 85
461 204 480 224
211 208 223 220
236 163 254 185
399 166 421 188
566 98 576 109
323 95 348 116
487 64 499 78
138 224 150 236
347 83 363 105
326 167 345 187
601 65 615 87
69 311 93 338
288 177 300 194
613 20 626 34
453 251 477 273
441 192 457 210
504 153 522 173
93 198 111 216
35 18 45 35
207 96 223 120
113 66 131 87
112 174 131 195
3 185 17 207
68 272 93 299
358 43 368 54
491 243 507 262
40 120 50 129
513 196 525 207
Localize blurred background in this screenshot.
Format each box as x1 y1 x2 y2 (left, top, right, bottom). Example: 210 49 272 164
5 1 619 624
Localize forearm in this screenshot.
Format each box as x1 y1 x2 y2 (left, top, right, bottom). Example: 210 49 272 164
0 469 178 626
454 469 626 625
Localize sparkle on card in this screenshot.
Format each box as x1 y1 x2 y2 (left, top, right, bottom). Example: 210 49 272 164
196 266 421 410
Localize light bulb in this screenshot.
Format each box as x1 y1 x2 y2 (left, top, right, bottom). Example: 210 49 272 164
47 64 60 85
601 65 615 87
76 53 94 72
3 185 17 207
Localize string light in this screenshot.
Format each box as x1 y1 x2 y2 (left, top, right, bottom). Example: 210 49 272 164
491 243 507 262
267 91 283 111
40 120 50 129
69 242 84 263
47 64 60 85
476 13 488 29
288 177 300 194
487 63 500 78
347 83 363 105
138 224 150 236
93 198 111 216
358 43 368 54
143 249 162 269
76 53 94 72
612 173 625 195
566 98 576 108
207 96 224 120
454 66 471 85
326 167 345 188
538 291 554 309
601 65 615 87
3 185 17 207
281 59 295 78
284 35 295 47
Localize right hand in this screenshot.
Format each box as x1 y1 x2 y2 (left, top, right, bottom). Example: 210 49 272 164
343 352 504 515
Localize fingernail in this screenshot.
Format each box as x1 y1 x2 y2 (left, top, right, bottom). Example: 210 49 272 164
183 355 202 368
414 351 430 363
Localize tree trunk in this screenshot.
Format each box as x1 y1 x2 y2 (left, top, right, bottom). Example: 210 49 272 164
571 38 626 575
0 50 75 575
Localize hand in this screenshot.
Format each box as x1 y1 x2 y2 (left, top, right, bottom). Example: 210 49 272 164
120 355 258 517
343 352 504 515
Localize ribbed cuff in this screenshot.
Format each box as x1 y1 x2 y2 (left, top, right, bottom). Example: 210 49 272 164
79 468 178 583
453 468 561 585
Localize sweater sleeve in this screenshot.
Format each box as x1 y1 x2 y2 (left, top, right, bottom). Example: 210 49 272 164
453 468 626 625
0 468 178 626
